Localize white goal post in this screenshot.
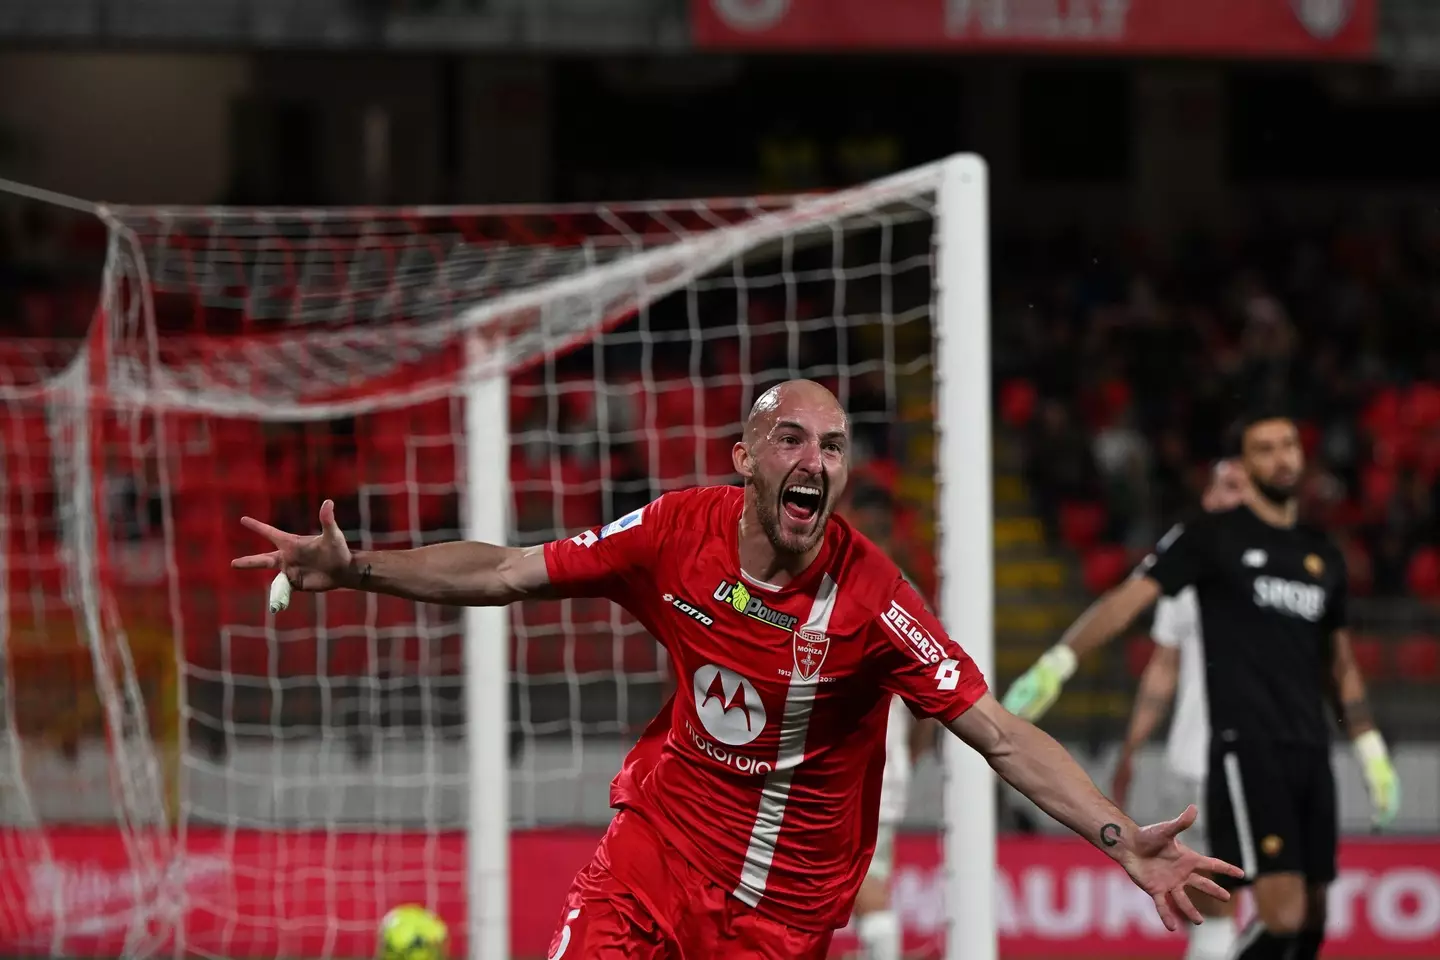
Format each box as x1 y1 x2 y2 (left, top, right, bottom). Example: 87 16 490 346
0 154 992 960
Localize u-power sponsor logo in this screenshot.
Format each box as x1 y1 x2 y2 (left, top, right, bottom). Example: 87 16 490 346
713 580 800 632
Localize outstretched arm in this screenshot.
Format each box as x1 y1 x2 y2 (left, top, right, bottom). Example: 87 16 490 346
231 500 553 606
1060 575 1162 660
232 499 658 608
346 542 551 606
950 694 1141 858
948 694 1241 930
1003 519 1208 722
1001 575 1160 720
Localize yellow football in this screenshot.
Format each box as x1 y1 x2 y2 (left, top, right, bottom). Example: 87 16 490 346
378 904 449 960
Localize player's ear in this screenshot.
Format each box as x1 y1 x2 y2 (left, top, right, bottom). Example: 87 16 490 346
733 441 753 479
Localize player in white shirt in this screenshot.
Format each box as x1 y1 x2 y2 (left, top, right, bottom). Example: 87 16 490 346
1111 459 1251 960
854 694 935 960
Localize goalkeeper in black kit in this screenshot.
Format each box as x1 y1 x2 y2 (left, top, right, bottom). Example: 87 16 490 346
1004 412 1400 960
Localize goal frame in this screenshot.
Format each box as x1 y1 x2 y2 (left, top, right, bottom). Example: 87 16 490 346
0 152 994 960
458 153 994 960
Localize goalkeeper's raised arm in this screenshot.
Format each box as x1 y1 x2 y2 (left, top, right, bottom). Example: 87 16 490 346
231 498 554 606
1000 572 1162 721
1002 460 1250 722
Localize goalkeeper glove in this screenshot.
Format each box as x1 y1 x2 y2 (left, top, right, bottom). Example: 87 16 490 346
1001 644 1078 722
1354 730 1401 829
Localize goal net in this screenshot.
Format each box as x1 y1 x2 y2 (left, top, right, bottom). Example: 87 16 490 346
0 156 992 960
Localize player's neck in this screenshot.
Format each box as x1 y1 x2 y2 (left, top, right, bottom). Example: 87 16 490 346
1247 496 1297 529
737 512 823 588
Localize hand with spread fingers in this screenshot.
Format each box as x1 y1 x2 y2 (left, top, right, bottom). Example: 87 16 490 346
231 499 353 593
1116 805 1245 931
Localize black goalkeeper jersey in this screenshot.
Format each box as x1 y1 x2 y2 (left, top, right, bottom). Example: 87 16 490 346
1137 505 1347 747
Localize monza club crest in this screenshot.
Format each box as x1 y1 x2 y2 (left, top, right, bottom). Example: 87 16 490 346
792 629 830 682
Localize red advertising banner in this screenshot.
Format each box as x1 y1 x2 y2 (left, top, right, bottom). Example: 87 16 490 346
3 827 1437 957
692 0 1378 58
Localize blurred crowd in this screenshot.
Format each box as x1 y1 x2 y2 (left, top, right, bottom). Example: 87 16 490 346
994 211 1440 601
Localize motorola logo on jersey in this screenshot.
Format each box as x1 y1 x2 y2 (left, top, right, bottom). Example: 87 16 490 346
712 580 801 632
693 664 767 746
1253 576 1327 622
684 720 774 776
663 593 714 628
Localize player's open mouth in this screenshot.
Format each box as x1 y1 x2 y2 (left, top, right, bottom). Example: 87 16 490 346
781 483 823 522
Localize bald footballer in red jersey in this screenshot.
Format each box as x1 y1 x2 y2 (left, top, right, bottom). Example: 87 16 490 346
235 379 1242 960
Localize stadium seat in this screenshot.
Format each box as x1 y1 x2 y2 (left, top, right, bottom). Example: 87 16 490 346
1360 464 1397 514
1406 382 1440 430
1124 634 1153 680
1415 434 1440 482
1081 545 1131 595
1363 388 1401 437
1407 547 1440 599
998 379 1038 429
1341 540 1373 596
1348 635 1386 679
1059 501 1107 551
1396 635 1440 681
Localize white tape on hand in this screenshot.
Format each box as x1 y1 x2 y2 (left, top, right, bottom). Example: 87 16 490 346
269 572 293 614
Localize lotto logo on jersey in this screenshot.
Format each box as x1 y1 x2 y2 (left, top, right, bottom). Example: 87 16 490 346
663 593 714 628
712 580 801 632
1252 575 1327 622
881 601 944 664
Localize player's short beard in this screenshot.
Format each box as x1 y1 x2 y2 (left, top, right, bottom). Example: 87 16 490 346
752 470 830 556
1251 475 1296 508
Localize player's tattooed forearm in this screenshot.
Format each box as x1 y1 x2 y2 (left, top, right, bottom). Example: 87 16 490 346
358 563 373 586
1342 695 1375 732
1100 823 1122 847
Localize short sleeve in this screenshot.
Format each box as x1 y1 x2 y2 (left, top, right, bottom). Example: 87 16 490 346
543 501 658 600
1135 521 1209 597
1150 590 1194 649
870 577 988 723
1323 550 1349 631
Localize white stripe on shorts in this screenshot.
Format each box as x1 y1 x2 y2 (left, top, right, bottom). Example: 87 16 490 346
1221 752 1258 880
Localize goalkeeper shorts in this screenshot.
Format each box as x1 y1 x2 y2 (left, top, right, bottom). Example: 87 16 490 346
546 809 834 960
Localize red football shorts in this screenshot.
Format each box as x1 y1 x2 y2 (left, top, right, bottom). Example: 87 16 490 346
545 809 834 960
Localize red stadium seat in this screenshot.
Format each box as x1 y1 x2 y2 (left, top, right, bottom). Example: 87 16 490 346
1125 634 1153 680
1341 540 1373 597
1059 501 1107 552
1082 545 1131 595
1363 388 1401 436
1348 635 1386 679
1360 464 1397 514
1406 382 1440 430
1396 635 1440 681
999 379 1038 429
1407 547 1440 599
1416 434 1440 483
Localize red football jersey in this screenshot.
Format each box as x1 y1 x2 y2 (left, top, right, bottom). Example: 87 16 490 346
543 485 988 932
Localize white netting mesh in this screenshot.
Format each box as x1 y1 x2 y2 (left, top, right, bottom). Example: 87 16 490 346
0 161 952 959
